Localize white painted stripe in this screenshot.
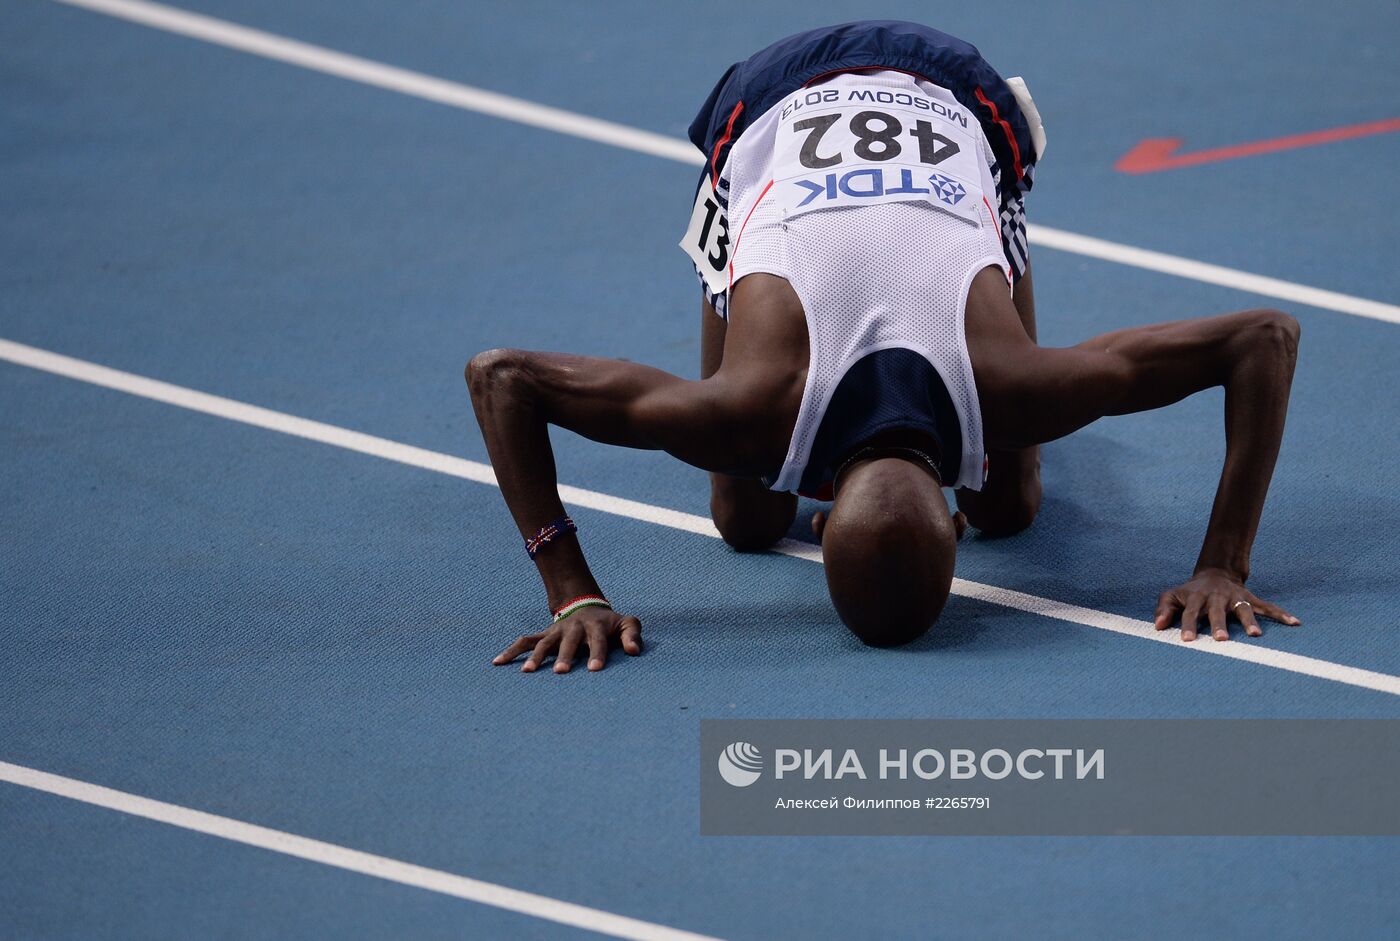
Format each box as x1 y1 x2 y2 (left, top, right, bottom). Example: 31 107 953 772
0 761 723 941
49 0 1400 325
950 579 1400 694
49 0 704 166
4 336 1398 698
1027 225 1400 325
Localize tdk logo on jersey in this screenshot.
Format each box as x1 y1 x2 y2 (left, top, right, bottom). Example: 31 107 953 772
927 172 966 205
791 167 938 207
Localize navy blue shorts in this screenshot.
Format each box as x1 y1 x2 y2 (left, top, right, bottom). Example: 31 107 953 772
684 21 1037 317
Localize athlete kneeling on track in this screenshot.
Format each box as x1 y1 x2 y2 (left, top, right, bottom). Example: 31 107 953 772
467 20 1301 673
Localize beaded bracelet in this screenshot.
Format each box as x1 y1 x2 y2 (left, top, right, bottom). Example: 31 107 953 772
525 515 576 559
552 594 611 623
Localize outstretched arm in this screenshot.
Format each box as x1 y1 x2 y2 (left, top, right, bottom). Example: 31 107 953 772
466 348 770 672
975 304 1302 641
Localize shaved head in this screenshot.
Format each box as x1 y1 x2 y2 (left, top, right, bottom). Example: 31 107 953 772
822 455 958 646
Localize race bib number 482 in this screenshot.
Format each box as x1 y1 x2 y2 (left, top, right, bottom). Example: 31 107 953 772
771 85 984 225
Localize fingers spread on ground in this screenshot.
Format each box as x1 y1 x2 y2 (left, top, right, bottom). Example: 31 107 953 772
554 628 581 673
1233 600 1263 637
586 625 609 671
620 616 643 655
523 636 555 673
1254 597 1301 626
1208 595 1229 641
1180 601 1203 642
494 634 538 665
1153 593 1179 630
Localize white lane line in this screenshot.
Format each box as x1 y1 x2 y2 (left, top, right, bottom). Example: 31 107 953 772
4 336 1398 698
50 0 704 165
50 0 1400 326
1027 225 1400 325
0 761 723 941
951 580 1400 692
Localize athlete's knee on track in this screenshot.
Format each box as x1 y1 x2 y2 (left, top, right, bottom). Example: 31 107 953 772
957 448 1042 537
710 485 796 552
971 501 1038 538
966 480 1041 537
713 506 790 552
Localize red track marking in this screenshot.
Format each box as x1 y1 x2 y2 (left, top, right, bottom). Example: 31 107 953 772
1115 117 1400 174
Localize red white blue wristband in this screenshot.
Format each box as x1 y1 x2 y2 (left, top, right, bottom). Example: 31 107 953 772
552 594 611 623
525 515 576 559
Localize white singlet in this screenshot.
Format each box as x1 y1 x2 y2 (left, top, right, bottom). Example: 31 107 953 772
722 70 1011 493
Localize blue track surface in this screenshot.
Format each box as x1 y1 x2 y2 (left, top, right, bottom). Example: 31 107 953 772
3 1 1398 938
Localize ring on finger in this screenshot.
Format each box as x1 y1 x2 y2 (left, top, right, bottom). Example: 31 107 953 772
1232 600 1252 611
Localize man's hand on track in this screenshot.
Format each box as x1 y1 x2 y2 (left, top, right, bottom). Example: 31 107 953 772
493 607 643 673
1153 568 1300 642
